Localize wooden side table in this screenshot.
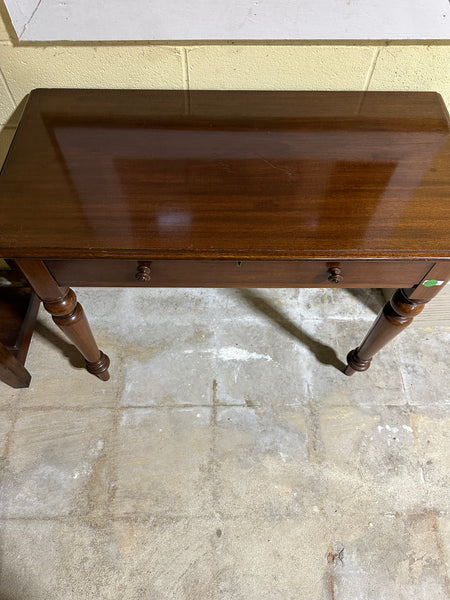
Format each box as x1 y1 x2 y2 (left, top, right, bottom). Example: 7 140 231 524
0 89 449 387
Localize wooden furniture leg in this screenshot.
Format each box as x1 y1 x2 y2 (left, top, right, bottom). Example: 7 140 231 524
345 272 449 376
0 342 31 388
344 289 425 375
0 268 41 389
15 260 110 381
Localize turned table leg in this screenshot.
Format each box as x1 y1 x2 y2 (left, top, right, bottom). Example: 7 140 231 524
344 289 425 375
15 260 110 381
345 269 449 376
0 343 31 388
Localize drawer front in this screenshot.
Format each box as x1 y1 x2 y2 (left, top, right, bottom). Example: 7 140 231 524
45 259 433 288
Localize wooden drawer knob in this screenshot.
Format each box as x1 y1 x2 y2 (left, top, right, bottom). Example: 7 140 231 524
328 267 343 284
135 264 151 282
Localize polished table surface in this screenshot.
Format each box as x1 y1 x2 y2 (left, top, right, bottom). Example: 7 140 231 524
1 89 450 261
1 89 449 386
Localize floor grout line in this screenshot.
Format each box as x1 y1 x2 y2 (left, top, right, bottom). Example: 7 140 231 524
3 401 450 413
1 507 448 523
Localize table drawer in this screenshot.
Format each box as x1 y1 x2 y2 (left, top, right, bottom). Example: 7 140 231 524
44 259 433 288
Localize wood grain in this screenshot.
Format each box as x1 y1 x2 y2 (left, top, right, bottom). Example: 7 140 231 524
0 89 449 261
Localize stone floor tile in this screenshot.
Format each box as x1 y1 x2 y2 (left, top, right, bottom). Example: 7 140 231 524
409 405 450 512
111 408 214 517
0 411 12 456
213 510 449 600
287 317 406 407
223 287 382 333
437 515 450 584
267 286 384 323
0 517 216 600
222 288 307 324
213 320 308 407
18 309 122 408
214 405 317 518
75 286 383 341
214 403 427 520
319 404 428 514
76 286 246 335
0 383 22 408
338 319 406 404
329 511 450 600
212 514 330 599
0 518 122 600
109 517 216 599
397 325 450 406
119 324 215 406
0 409 115 517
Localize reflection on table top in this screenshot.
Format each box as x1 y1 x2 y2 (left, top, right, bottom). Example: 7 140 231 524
1 89 449 260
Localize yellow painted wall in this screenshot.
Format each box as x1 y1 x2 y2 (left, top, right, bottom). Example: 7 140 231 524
0 7 449 319
1 8 450 135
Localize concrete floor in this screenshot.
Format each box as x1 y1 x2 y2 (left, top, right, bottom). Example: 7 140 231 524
0 286 449 599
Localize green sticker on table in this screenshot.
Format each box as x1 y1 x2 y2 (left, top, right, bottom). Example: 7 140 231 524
423 279 438 287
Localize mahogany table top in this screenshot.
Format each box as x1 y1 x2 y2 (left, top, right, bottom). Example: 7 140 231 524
1 89 449 260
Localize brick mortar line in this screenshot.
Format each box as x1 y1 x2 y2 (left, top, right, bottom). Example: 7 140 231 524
0 63 16 107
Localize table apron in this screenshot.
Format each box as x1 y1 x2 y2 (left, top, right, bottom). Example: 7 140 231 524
42 259 435 288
